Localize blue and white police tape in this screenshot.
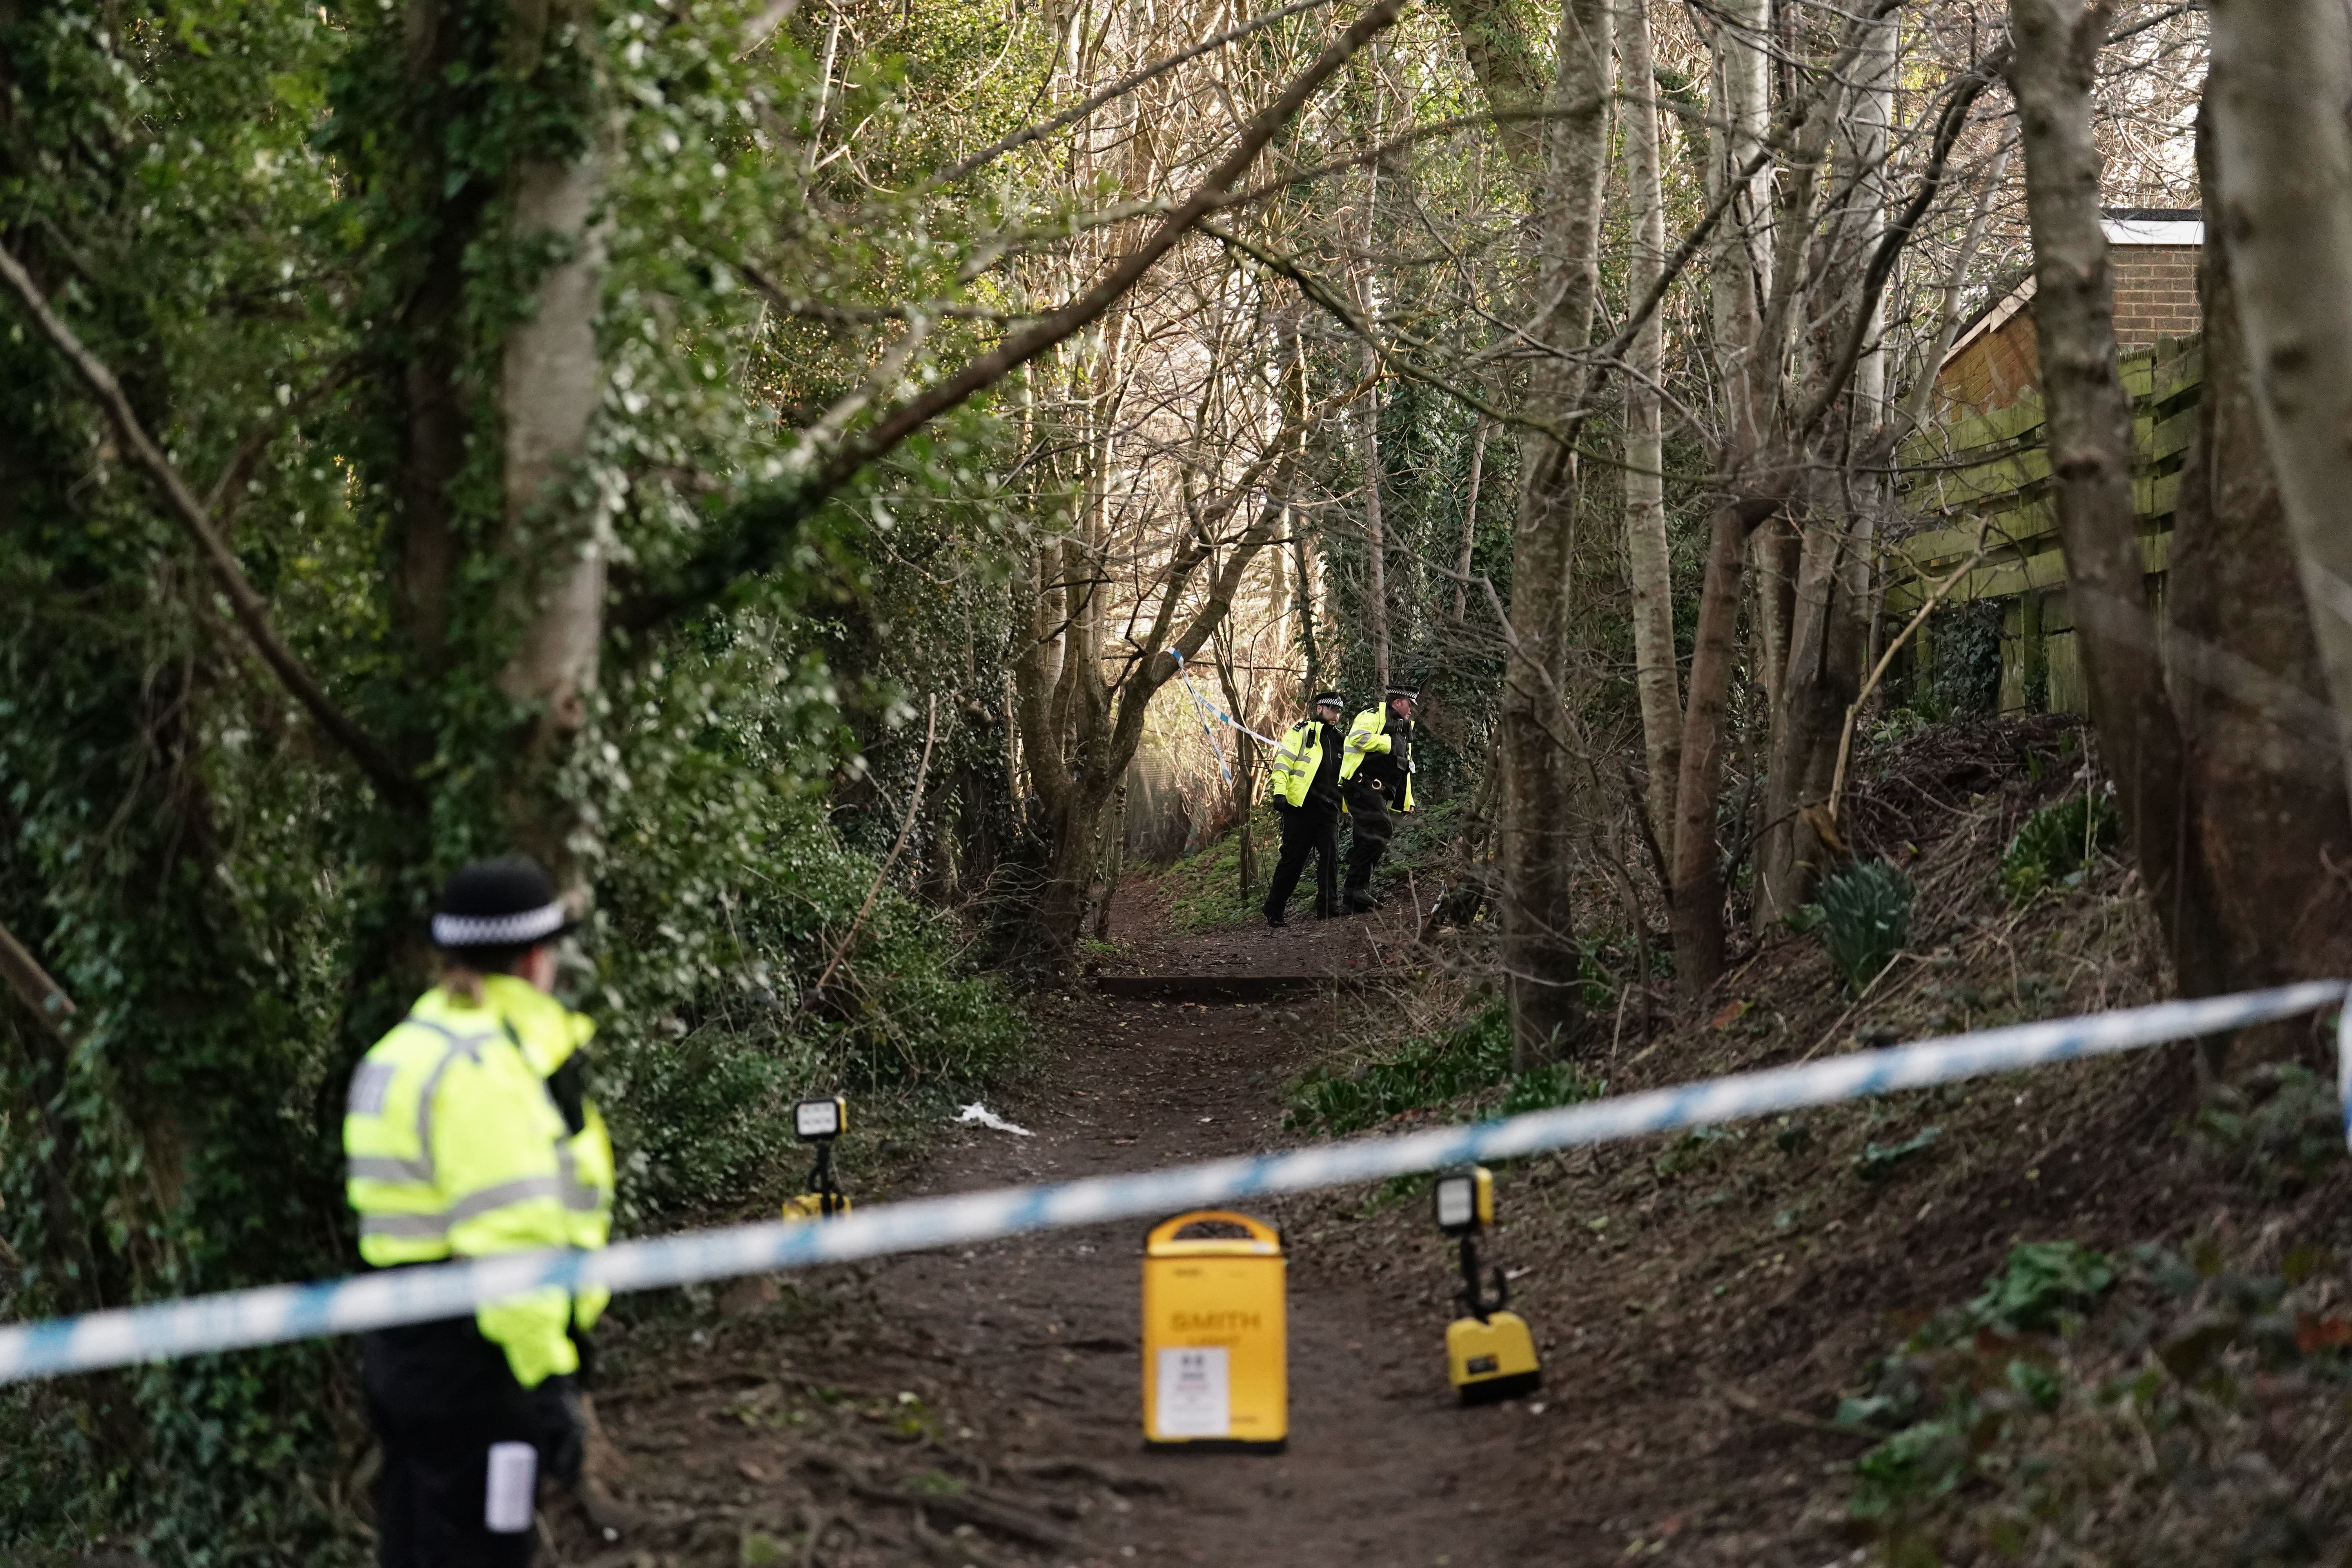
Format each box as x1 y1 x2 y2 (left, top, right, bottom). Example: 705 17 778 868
0 979 2343 1385
1169 647 1283 754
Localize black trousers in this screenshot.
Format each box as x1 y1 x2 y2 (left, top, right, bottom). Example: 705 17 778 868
1263 805 1339 919
364 1321 577 1568
1344 781 1396 902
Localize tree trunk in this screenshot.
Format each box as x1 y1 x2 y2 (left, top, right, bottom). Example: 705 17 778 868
1358 89 1392 695
1438 0 1551 174
1666 0 1778 998
1755 497 1859 922
1217 643 1261 900
2205 0 2352 801
2005 0 2203 983
1292 521 1323 698
2166 98 2352 995
1615 0 1681 844
1014 539 1071 816
1668 495 1777 993
1093 782 1127 944
1497 0 1612 1067
1753 24 1890 921
1453 413 1488 624
1361 377 1392 692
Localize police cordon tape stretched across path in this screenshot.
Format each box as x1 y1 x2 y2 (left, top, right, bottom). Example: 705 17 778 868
0 979 2345 1385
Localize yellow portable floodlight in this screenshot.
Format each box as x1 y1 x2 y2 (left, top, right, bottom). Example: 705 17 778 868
1141 1210 1287 1452
1432 1167 1493 1236
783 1096 851 1220
1435 1166 1541 1405
793 1096 848 1142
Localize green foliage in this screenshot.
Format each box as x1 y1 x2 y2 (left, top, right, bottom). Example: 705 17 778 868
1499 1060 1606 1117
1967 1242 2115 1331
2190 1062 2345 1198
1284 1000 1603 1134
0 0 1038 1559
1840 1237 2352 1563
1844 1243 2116 1526
1998 792 2120 904
1815 859 1913 992
1919 600 2005 718
1165 807 1275 932
1653 1126 1740 1180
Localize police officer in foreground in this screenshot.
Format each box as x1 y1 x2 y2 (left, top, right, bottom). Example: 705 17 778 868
1261 689 1347 927
345 858 615 1567
1339 685 1417 913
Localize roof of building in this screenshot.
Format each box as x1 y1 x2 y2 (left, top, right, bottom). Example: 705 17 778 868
1934 208 2203 376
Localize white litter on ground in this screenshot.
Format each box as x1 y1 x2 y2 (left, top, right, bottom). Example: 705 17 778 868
955 1102 1034 1137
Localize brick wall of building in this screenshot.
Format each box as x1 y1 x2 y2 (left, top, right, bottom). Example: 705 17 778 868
2110 245 2201 346
1933 243 2201 421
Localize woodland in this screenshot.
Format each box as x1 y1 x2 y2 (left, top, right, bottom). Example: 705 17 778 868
4 0 2352 1559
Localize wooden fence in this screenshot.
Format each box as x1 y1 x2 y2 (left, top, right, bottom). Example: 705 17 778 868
1889 338 2201 713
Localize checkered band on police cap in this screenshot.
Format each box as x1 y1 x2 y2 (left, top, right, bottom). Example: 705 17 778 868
1313 690 1344 708
430 857 572 951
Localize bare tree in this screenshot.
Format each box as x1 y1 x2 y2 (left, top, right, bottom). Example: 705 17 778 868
2204 0 2352 802
2160 96 2352 996
2004 0 2202 973
1496 0 1614 1065
1615 0 1681 846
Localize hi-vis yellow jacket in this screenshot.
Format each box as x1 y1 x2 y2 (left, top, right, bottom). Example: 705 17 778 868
476 974 616 1328
1338 706 1415 811
344 979 612 1387
1266 720 1330 809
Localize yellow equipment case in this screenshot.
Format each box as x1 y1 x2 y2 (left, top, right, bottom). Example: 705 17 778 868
1140 1210 1287 1450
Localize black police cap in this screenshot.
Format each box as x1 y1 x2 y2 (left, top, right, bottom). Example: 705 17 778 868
431 857 574 952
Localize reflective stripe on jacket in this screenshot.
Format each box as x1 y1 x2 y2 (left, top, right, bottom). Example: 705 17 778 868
1267 721 1327 809
345 987 584 1387
1338 706 1414 811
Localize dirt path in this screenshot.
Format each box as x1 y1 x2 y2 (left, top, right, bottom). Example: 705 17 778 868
582 886 1947 1568
865 977 1559 1567
582 900 1597 1567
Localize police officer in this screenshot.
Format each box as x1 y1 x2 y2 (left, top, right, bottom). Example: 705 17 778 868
1339 685 1417 913
345 858 612 1567
1261 690 1346 927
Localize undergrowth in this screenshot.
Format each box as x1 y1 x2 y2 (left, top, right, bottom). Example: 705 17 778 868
1844 1067 2352 1567
1999 792 2120 906
1810 859 1914 993
1163 805 1278 932
1284 998 1605 1134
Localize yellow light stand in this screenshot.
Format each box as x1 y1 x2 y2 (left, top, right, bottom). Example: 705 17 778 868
1446 1310 1541 1404
783 1095 851 1221
1141 1210 1287 1451
1432 1166 1543 1405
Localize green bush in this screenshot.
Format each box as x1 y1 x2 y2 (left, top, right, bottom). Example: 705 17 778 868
1816 859 1913 992
1998 792 2119 904
1285 1000 1604 1133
